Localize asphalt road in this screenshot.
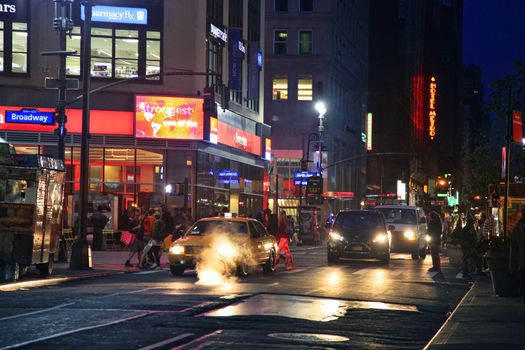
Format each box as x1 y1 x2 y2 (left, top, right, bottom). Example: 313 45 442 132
0 247 470 349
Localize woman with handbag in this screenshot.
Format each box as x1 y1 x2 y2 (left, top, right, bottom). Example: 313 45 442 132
124 210 143 267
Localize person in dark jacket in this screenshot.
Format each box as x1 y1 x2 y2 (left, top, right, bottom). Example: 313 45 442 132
510 206 525 311
461 215 483 278
149 212 165 269
428 211 443 272
91 206 109 251
161 205 174 237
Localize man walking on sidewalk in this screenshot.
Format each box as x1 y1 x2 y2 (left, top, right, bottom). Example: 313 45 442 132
510 206 525 312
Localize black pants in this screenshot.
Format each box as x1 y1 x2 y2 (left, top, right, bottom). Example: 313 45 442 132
150 245 161 266
92 228 105 251
430 239 441 269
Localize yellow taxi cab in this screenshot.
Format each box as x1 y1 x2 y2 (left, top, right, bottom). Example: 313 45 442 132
168 217 277 277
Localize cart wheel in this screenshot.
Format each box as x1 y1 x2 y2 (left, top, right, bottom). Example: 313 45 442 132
37 254 54 276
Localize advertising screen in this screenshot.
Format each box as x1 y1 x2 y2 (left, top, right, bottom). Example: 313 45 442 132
135 96 204 140
217 121 261 156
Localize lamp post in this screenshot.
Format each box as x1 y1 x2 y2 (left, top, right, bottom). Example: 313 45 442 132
314 101 327 172
69 0 92 270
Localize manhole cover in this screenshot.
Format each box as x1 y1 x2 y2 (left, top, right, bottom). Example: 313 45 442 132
268 333 349 344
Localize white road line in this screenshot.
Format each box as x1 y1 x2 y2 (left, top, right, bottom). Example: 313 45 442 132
391 269 406 276
172 330 223 350
456 272 463 279
279 268 306 274
0 302 75 321
135 270 164 275
352 268 371 275
0 311 154 350
138 333 194 350
427 271 439 278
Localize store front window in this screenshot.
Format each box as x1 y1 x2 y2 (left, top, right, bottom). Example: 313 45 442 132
196 152 263 219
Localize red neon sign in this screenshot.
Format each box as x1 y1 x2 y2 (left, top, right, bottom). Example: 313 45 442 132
135 95 204 140
217 121 261 156
0 105 134 135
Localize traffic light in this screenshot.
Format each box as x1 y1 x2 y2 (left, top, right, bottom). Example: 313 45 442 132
300 158 307 171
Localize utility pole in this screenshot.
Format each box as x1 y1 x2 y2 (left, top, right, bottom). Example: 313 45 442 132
503 86 512 239
52 0 74 161
70 0 92 270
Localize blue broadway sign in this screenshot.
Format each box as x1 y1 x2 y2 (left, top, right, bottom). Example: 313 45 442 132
81 5 148 25
6 109 54 125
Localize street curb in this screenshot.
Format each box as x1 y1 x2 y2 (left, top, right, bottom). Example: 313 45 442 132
0 269 127 292
422 279 476 349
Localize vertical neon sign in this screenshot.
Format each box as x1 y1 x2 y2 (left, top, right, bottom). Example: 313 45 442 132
429 76 437 140
367 112 373 151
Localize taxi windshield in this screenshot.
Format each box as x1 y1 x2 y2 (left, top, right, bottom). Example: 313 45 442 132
187 220 248 236
377 208 417 225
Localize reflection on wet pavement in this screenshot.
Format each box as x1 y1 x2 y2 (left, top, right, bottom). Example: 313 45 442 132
202 294 419 322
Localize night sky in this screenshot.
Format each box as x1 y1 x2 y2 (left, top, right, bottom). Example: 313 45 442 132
463 0 525 90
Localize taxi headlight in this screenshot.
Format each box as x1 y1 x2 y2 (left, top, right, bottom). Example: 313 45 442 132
170 244 185 255
263 242 274 250
329 231 344 241
217 243 237 257
404 230 416 240
425 234 432 243
373 233 388 243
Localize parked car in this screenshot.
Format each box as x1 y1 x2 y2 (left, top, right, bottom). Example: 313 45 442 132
375 205 428 260
327 210 391 264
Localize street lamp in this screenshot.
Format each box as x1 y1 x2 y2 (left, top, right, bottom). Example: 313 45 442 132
314 101 327 171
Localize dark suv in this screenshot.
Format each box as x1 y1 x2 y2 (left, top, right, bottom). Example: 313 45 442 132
327 210 391 264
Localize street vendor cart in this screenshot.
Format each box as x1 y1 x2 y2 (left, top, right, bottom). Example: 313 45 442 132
0 144 65 281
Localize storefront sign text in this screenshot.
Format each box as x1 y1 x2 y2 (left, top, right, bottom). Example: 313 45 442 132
428 76 437 140
217 121 261 156
135 96 204 140
82 5 148 25
0 3 16 13
210 23 227 43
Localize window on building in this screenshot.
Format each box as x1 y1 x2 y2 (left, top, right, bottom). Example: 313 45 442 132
66 27 161 80
298 75 312 101
146 31 161 79
206 41 222 87
300 0 313 11
66 27 81 75
275 0 288 11
298 30 312 54
0 22 4 72
11 22 28 73
272 76 288 100
273 30 287 55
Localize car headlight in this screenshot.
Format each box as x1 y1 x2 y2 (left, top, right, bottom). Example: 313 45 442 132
263 242 274 250
404 230 416 240
425 235 432 242
373 233 388 243
170 244 185 255
217 243 237 257
329 231 344 241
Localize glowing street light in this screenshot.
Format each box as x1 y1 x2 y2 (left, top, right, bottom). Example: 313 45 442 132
315 101 327 117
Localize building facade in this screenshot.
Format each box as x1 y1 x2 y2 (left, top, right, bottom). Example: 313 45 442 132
367 0 464 206
264 0 369 216
0 0 269 229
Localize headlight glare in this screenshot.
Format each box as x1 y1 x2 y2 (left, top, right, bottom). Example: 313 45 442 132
170 245 185 255
217 243 236 257
425 234 432 242
404 230 416 240
373 233 388 243
329 231 344 241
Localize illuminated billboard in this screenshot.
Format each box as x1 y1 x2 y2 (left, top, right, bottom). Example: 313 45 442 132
217 121 261 156
135 96 204 140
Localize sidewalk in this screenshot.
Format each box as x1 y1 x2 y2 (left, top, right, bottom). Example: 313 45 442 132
0 251 169 291
425 275 525 349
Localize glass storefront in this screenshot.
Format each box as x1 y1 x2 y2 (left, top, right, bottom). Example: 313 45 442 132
196 152 264 219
